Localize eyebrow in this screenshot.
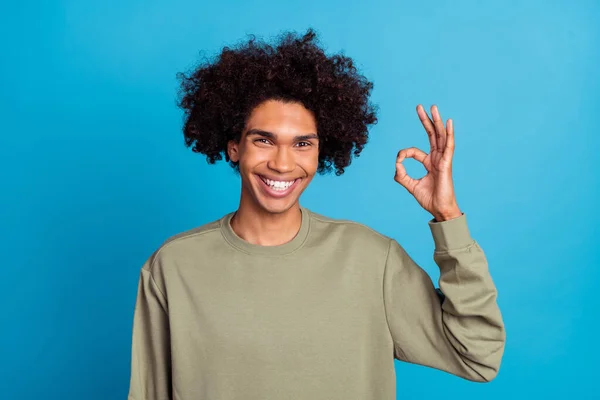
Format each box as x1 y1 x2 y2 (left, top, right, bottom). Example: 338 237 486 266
245 128 319 142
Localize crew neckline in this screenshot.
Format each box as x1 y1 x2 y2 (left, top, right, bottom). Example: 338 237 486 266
220 206 311 256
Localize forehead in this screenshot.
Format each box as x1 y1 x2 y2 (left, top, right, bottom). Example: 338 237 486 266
245 100 317 134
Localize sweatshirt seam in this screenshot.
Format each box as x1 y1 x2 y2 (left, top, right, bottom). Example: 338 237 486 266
219 223 309 257
312 216 408 360
433 240 477 255
219 232 310 257
310 214 392 241
160 226 221 249
146 267 168 314
145 227 220 273
382 238 405 360
219 211 312 257
143 229 221 311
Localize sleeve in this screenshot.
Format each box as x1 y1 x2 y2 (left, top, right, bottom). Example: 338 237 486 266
382 213 506 382
128 264 172 400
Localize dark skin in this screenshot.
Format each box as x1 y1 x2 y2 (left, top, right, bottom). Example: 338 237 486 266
227 100 319 246
395 105 463 222
227 100 461 246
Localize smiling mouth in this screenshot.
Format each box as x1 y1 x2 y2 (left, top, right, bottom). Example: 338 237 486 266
256 174 301 196
258 175 299 189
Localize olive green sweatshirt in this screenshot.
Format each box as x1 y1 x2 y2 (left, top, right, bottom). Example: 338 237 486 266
127 206 505 400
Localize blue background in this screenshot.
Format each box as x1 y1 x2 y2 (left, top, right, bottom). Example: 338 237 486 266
2 0 598 398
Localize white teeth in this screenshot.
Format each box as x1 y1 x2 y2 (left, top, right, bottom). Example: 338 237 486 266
261 177 295 191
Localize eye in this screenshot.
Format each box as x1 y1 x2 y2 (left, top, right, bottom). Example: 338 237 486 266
296 141 311 147
254 138 270 145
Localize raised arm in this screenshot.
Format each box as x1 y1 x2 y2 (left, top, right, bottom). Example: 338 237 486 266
383 213 505 381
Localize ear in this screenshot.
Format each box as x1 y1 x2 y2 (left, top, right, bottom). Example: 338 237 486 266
227 139 239 163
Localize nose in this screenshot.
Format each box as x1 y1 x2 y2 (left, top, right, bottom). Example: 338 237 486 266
267 146 295 173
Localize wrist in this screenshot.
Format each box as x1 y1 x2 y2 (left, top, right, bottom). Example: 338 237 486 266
433 208 462 222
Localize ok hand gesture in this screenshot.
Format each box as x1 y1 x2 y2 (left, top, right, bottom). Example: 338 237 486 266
394 105 462 222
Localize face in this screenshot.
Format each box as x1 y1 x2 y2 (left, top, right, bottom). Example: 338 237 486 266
227 99 319 215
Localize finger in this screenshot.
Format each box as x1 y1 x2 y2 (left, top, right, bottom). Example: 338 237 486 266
394 161 418 192
396 147 429 166
416 104 437 153
442 118 455 164
395 147 428 191
431 105 447 153
397 147 432 172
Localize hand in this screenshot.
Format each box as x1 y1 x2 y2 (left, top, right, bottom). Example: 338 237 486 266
394 105 462 221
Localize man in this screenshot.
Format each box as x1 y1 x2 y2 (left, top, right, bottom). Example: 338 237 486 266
128 29 505 400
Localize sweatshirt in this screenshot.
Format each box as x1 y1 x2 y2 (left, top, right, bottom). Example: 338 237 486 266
127 205 506 400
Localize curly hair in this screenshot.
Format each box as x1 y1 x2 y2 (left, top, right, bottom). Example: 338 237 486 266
176 28 378 176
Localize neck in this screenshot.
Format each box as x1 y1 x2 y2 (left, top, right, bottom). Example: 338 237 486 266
230 197 303 247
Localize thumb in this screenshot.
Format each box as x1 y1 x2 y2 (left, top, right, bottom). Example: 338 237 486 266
394 161 417 193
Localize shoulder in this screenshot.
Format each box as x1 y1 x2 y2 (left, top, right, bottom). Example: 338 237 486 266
306 207 392 252
163 216 223 246
142 213 227 273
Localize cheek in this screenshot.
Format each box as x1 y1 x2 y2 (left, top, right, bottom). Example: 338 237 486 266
303 151 320 174
238 147 263 171
243 146 270 162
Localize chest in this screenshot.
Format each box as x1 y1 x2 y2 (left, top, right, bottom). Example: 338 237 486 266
165 254 387 369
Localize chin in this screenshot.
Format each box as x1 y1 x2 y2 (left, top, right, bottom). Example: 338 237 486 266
255 195 301 216
257 201 297 215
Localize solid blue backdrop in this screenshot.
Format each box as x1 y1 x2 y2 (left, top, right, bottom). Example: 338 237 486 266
1 0 598 398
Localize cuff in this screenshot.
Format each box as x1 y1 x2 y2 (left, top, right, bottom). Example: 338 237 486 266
427 213 474 252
